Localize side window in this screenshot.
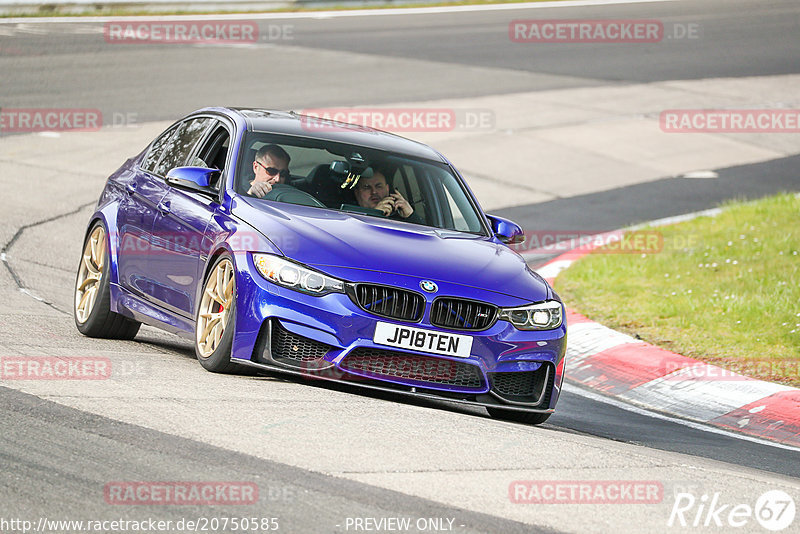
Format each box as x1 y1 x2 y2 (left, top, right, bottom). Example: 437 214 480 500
153 117 214 177
141 126 178 174
443 187 469 231
396 165 427 223
195 123 231 190
440 175 483 233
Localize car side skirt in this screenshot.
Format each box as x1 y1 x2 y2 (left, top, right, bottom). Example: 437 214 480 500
111 283 195 339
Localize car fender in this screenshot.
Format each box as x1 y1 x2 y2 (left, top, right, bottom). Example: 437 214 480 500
82 207 121 288
194 213 282 355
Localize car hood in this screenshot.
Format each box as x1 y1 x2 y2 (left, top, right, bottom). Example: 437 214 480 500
232 198 551 302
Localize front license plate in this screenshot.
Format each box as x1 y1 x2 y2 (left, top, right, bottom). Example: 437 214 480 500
373 322 473 358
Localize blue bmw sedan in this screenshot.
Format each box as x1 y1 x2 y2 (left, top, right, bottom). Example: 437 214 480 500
74 107 566 424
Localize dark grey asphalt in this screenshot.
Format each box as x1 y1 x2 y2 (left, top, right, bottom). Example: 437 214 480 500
1 0 799 122
494 154 800 235
551 384 800 478
253 365 800 478
0 386 556 534
276 0 800 83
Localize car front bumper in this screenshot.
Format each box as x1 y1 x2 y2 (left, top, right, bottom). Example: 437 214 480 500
230 255 566 412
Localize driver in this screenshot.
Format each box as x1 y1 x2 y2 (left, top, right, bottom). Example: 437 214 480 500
247 144 291 198
354 168 419 223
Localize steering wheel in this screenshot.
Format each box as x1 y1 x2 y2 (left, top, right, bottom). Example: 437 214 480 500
263 184 327 208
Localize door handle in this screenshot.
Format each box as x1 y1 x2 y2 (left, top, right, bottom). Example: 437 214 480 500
126 182 137 195
157 200 171 215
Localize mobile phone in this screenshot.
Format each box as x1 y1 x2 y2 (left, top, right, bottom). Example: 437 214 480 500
388 186 398 213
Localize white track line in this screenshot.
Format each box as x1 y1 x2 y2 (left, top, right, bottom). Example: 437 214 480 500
0 0 675 24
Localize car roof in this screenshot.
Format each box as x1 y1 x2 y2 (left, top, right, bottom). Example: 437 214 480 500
198 107 448 163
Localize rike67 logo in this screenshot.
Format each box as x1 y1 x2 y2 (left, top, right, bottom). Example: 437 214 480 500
668 490 796 531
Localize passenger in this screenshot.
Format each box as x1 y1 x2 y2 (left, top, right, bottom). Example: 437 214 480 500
354 168 420 223
247 144 291 198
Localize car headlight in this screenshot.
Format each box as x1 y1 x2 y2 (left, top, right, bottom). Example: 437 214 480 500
252 254 345 296
498 300 563 330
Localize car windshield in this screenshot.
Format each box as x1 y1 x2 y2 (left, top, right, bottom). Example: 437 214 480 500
236 133 487 235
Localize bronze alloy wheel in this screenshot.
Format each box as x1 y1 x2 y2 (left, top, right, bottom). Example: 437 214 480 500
75 225 106 324
197 258 235 359
73 222 140 339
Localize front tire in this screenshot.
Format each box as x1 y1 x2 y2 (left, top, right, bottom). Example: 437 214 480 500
74 222 141 339
486 407 552 425
195 255 238 373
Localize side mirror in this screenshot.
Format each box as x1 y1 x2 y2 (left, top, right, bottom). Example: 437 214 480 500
165 166 219 198
487 214 525 245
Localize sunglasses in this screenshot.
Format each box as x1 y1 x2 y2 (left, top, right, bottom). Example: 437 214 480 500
255 161 290 179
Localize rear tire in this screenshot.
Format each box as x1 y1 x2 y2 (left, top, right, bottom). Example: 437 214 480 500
486 407 552 425
195 254 238 374
74 222 141 339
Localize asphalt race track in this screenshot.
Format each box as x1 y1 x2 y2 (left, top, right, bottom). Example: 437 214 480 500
1 0 800 532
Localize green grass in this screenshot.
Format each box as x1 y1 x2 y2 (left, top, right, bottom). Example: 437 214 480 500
1 0 556 18
554 193 800 387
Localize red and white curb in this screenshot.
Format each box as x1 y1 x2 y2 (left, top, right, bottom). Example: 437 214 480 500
533 223 800 449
